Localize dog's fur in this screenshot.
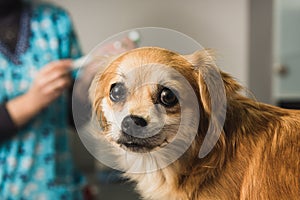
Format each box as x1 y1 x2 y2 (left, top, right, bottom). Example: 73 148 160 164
89 47 300 200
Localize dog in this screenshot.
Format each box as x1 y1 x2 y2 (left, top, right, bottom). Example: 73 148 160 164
88 47 300 200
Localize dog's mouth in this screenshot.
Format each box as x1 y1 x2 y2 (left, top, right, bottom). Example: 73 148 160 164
120 141 153 153
116 132 165 153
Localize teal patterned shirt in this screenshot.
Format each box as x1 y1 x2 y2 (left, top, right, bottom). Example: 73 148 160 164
0 3 83 199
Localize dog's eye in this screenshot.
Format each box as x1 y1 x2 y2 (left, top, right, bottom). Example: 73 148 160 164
110 82 127 102
159 87 178 107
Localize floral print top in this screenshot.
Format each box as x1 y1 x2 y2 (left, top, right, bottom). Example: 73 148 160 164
0 3 83 199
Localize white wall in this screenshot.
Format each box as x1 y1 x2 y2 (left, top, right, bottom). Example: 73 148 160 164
46 0 249 86
249 0 273 103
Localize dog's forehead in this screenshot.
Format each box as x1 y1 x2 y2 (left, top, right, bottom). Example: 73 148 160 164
108 48 192 82
118 47 179 64
111 48 188 71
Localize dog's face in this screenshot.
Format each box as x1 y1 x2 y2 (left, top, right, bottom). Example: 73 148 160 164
90 47 213 156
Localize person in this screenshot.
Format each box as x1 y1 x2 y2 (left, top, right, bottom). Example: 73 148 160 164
0 0 85 199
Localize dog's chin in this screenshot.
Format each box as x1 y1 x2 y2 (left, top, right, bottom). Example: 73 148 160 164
115 132 167 153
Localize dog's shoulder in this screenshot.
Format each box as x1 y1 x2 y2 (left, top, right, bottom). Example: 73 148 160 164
239 105 300 199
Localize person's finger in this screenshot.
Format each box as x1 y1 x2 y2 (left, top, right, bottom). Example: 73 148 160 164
53 59 73 70
39 59 72 75
43 75 71 95
38 65 71 87
52 75 71 91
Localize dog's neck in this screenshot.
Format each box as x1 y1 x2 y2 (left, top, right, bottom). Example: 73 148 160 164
125 97 284 200
124 138 232 199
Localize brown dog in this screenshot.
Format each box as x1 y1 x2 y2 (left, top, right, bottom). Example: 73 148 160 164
89 47 300 200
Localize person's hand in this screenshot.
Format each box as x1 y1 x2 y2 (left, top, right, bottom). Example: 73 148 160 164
6 60 72 127
27 59 72 110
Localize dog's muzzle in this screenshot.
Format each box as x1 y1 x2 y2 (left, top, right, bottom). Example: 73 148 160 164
118 115 160 152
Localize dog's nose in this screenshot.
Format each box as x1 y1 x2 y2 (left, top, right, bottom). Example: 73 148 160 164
121 115 148 135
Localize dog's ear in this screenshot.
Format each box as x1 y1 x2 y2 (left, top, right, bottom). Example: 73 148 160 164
183 50 227 158
183 50 243 111
183 49 225 116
